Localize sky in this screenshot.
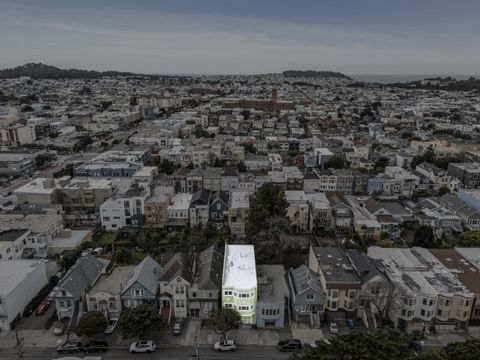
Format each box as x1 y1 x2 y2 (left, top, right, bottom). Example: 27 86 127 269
0 0 479 75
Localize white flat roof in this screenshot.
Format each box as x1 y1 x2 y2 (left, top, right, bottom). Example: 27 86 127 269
0 260 44 296
222 245 257 290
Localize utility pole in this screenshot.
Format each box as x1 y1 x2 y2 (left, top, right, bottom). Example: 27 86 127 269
195 329 200 360
15 331 23 360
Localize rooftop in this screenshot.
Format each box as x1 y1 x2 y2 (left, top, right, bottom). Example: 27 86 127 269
222 245 257 290
256 264 289 303
0 260 45 296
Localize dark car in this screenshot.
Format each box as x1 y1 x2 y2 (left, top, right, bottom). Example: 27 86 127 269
56 341 83 354
277 339 302 352
84 340 108 353
35 301 52 316
173 318 185 335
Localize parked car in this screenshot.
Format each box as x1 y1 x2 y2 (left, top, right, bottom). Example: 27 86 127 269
129 340 156 353
92 247 103 255
54 317 69 336
56 341 83 354
84 340 108 353
328 320 339 334
35 301 52 316
104 318 119 334
214 340 237 352
173 318 184 335
310 339 331 348
81 248 93 257
277 339 302 352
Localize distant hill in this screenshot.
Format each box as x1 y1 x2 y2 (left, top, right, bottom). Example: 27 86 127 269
283 70 352 80
0 63 142 79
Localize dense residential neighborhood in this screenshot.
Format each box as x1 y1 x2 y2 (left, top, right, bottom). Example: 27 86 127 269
1 65 480 359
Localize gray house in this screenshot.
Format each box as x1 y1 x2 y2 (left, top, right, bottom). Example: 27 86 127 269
288 265 326 325
256 265 289 328
209 191 229 229
189 246 224 319
51 254 108 322
120 256 161 309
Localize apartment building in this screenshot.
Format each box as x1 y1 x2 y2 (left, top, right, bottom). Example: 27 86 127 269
308 246 361 316
100 184 149 230
144 186 175 228
0 260 48 331
368 247 474 332
448 163 480 189
222 245 257 325
0 213 63 258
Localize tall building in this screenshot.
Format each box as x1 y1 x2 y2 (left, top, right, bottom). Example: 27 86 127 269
222 245 257 325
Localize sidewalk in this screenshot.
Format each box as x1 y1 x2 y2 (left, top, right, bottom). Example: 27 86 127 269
291 322 324 344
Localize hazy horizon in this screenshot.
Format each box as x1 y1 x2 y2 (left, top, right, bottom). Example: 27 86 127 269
1 0 479 75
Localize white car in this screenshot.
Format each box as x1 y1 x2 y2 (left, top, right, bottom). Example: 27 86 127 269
328 320 339 334
310 339 332 348
104 318 118 334
92 247 103 255
214 340 237 352
129 340 156 353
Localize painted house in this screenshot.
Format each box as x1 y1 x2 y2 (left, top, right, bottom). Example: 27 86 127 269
222 245 257 325
256 265 289 328
120 256 161 309
87 265 135 319
159 253 194 319
189 246 224 319
209 191 229 229
288 264 326 325
51 254 108 321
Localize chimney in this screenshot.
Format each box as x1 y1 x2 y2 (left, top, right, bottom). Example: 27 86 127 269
272 88 278 100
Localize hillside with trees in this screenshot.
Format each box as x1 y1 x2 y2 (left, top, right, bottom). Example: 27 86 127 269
283 70 352 80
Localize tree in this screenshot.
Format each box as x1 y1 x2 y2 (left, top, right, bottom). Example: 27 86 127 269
374 157 390 174
458 230 480 247
119 304 167 338
443 338 480 360
437 186 450 197
412 225 438 248
207 308 242 338
290 329 422 360
76 311 107 337
244 142 256 154
158 159 175 175
237 161 246 172
325 155 345 169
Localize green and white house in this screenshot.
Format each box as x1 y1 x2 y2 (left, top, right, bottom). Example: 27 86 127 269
221 244 257 325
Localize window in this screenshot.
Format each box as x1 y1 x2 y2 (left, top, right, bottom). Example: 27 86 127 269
192 292 197 298
175 300 185 308
421 309 425 316
133 289 144 297
239 293 249 298
175 286 185 295
422 298 427 306
331 290 338 299
306 293 314 301
224 291 232 296
300 305 307 313
224 303 233 308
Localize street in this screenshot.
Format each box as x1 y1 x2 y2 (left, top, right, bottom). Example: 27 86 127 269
0 345 291 360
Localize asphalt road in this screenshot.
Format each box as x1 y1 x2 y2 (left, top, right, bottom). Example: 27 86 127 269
0 345 292 360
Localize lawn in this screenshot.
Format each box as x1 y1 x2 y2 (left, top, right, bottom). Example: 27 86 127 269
96 231 119 246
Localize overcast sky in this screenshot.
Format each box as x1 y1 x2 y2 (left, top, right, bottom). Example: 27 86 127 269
1 0 479 75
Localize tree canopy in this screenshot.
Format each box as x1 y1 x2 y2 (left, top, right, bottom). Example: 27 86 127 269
458 230 480 247
412 225 439 248
207 308 242 338
291 330 423 360
119 304 167 338
325 155 345 169
76 311 107 337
